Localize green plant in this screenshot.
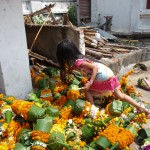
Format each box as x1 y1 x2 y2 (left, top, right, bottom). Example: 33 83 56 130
68 4 77 25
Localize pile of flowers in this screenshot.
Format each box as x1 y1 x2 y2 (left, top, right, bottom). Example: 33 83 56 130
0 66 149 150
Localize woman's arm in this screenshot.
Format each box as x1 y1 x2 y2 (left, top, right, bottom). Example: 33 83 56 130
80 61 98 90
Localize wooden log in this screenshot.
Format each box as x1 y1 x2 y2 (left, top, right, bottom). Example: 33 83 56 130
98 49 114 55
98 47 112 51
101 36 108 42
28 50 59 68
86 48 113 58
84 29 97 33
78 26 94 29
121 39 139 43
85 35 97 44
98 40 107 45
97 48 115 55
84 32 96 36
87 47 114 55
107 43 139 50
111 48 130 53
85 40 97 48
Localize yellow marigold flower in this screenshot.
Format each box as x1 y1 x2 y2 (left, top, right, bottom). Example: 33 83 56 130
68 141 73 146
79 141 86 147
0 142 9 150
0 94 4 99
50 124 65 135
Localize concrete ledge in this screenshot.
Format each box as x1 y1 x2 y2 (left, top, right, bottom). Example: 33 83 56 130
100 48 150 77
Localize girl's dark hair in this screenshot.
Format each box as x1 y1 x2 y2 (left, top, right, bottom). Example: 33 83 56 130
56 39 105 83
56 39 83 83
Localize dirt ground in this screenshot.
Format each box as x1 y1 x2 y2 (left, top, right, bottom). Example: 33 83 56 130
127 70 150 150
128 70 150 104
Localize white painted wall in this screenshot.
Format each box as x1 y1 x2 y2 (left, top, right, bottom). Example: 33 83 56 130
0 0 32 99
91 0 150 34
22 1 71 14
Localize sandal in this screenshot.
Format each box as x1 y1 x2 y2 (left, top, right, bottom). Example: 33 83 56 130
137 77 150 91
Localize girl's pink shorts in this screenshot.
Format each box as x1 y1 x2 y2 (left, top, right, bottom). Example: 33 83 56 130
90 76 120 92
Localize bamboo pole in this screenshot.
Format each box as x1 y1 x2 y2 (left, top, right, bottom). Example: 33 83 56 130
29 10 52 51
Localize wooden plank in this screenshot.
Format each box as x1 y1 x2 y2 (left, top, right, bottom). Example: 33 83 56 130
107 43 139 50
86 48 113 58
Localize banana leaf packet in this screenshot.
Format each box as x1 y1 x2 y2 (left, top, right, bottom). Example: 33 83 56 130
108 100 124 116
16 128 32 146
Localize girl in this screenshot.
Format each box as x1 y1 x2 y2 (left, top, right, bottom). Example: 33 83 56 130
56 39 150 115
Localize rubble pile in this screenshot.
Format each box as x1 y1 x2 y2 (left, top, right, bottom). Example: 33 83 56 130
82 28 140 59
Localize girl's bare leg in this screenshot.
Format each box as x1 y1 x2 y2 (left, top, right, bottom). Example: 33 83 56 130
113 89 150 114
84 90 94 104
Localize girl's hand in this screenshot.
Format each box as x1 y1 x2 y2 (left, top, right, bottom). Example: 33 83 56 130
79 61 98 90
84 81 92 91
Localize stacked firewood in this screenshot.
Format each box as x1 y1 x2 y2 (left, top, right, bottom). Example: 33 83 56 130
83 29 140 59
84 29 107 48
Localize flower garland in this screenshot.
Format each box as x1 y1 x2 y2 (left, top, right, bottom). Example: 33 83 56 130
0 122 8 138
60 106 73 120
72 117 85 125
31 130 50 143
65 120 86 150
81 77 88 85
11 100 34 120
40 89 53 102
53 82 68 94
79 101 92 117
31 144 47 150
53 95 67 107
50 123 65 135
99 124 134 149
4 120 22 149
132 113 147 124
120 69 141 97
53 118 68 127
0 142 9 150
67 89 80 101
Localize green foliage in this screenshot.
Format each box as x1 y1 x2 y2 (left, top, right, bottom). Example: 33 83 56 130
68 4 77 25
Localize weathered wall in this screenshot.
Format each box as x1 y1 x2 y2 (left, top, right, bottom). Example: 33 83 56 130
0 0 32 98
91 0 150 34
25 25 85 62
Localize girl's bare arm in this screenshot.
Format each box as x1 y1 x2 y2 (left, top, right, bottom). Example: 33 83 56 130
80 61 98 90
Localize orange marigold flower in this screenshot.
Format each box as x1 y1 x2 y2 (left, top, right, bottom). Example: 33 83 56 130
67 89 80 101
